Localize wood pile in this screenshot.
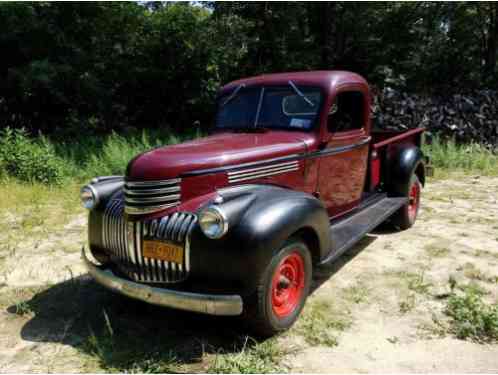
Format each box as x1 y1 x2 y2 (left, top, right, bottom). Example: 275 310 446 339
372 88 498 147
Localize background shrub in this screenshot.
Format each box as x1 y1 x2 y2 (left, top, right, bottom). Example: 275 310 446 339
445 288 498 342
0 127 66 184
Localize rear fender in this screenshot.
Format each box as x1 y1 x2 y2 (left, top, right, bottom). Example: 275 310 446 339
388 146 425 196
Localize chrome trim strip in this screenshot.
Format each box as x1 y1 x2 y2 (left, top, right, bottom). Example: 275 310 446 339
123 186 180 195
125 178 181 187
135 222 144 281
185 217 196 273
182 137 371 177
83 247 243 316
125 194 181 204
125 202 180 215
227 160 298 176
181 153 301 177
228 166 300 183
228 164 299 180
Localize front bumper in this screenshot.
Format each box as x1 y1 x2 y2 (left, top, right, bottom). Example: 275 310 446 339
82 247 243 316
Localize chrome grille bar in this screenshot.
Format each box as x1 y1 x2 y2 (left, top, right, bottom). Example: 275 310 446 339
124 178 182 215
102 200 196 283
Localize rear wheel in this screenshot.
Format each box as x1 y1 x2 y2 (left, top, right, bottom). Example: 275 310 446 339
390 174 421 230
244 238 312 337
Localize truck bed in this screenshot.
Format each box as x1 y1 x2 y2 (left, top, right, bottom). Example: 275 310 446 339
366 127 425 193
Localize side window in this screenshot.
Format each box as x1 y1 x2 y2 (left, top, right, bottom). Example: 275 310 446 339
327 91 364 133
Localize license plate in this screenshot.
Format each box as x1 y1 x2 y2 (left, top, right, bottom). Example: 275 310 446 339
142 240 184 264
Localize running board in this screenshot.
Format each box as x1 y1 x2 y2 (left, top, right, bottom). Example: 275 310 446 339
318 197 408 268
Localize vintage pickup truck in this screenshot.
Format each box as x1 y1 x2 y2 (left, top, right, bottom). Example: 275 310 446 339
81 71 428 336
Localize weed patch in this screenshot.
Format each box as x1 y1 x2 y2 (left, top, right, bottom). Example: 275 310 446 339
294 300 351 347
208 337 289 374
459 263 498 284
423 136 498 176
445 288 498 342
399 293 416 314
424 243 450 258
343 283 370 304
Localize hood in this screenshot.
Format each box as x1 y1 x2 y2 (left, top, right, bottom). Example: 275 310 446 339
126 131 313 180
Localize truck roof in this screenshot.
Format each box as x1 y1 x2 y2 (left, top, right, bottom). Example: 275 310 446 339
220 70 368 95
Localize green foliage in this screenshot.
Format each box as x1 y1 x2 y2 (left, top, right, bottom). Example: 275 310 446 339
445 288 498 342
1 2 497 135
208 337 287 374
423 136 498 175
0 128 65 184
294 300 351 347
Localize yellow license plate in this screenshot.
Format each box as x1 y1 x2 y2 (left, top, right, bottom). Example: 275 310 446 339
142 240 184 264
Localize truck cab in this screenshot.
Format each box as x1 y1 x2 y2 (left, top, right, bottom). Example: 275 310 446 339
81 71 427 336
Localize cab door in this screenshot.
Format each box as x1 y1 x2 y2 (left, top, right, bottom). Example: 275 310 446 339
316 90 370 218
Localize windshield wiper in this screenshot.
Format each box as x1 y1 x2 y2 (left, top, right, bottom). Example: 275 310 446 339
222 84 245 107
288 80 315 107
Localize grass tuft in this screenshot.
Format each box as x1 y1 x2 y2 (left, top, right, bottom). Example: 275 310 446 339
294 300 351 347
445 288 498 342
423 136 498 176
208 337 288 374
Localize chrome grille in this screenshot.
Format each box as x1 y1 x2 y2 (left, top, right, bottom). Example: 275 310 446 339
124 178 182 215
102 198 196 283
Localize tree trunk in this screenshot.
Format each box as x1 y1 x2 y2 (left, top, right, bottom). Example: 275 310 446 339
319 2 334 69
484 3 498 77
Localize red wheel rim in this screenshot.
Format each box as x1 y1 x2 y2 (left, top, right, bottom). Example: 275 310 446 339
271 251 305 318
408 180 420 221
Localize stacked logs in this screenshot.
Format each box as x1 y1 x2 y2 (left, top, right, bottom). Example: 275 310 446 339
371 88 498 147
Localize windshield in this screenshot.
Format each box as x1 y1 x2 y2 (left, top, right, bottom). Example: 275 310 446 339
216 86 322 131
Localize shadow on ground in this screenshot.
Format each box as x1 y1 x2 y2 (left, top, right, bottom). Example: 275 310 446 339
8 233 379 371
8 276 249 371
311 234 377 293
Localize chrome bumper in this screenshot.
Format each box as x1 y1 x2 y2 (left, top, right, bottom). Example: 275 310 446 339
82 248 243 316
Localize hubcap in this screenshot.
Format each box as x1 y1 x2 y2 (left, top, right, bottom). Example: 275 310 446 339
408 180 421 221
271 251 305 318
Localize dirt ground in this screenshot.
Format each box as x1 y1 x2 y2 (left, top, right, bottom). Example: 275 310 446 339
1 174 497 373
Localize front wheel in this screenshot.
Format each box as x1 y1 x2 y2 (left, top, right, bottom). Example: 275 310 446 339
244 238 312 337
390 174 421 230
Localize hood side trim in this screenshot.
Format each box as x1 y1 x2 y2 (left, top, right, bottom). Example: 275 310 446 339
181 137 371 178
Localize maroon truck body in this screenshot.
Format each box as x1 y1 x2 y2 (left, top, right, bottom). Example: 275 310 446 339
82 71 427 335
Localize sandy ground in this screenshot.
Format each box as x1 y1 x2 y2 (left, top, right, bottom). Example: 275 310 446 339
1 174 497 373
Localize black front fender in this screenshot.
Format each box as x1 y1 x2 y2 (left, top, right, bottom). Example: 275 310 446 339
189 185 330 295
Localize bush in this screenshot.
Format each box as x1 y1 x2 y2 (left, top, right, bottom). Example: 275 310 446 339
77 131 184 178
0 128 66 184
445 288 498 342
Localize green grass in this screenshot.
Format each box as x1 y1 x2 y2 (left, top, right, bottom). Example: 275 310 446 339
293 300 351 347
424 242 450 258
445 287 498 342
54 129 201 180
0 178 84 242
0 128 201 184
208 337 289 374
423 136 498 176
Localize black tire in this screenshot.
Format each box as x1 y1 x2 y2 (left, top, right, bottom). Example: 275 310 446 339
390 174 421 230
243 237 312 337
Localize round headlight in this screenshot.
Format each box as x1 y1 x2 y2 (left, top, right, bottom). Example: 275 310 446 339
80 185 98 210
199 206 228 239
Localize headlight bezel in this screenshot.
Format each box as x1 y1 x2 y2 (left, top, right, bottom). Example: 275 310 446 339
80 184 99 210
198 205 228 239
